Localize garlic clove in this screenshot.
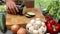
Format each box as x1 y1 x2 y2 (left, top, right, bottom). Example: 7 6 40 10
39 32 43 34
33 30 38 34
34 25 39 30
44 26 47 33
29 26 34 33
42 22 45 27
38 28 42 33
40 26 44 30
38 26 45 33
26 23 32 28
35 18 40 21
35 20 42 26
40 26 46 33
30 19 35 24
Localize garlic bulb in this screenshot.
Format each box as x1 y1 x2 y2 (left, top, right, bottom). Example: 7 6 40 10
26 18 46 34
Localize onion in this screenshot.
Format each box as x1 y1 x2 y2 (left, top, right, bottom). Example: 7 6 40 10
11 25 20 33
17 27 27 34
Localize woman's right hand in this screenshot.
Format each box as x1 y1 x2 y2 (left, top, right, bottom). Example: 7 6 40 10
6 0 19 14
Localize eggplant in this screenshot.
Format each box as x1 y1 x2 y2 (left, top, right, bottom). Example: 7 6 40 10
16 4 25 15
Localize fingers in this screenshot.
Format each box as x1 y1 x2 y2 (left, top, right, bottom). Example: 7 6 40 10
12 2 17 14
11 2 19 14
6 2 11 14
6 1 18 15
15 5 19 12
6 5 9 13
10 3 16 14
13 2 19 13
8 4 13 14
7 7 10 13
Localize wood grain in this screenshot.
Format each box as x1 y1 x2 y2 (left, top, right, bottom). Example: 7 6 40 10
6 8 46 26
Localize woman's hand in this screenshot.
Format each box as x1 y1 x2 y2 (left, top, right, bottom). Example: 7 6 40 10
6 0 19 14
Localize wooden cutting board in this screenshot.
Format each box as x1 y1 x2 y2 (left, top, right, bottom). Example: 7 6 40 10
6 8 46 26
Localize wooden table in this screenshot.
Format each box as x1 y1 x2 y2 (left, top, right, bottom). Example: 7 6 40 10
6 8 46 28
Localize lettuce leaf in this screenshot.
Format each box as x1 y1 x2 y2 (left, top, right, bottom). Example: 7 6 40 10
0 5 6 12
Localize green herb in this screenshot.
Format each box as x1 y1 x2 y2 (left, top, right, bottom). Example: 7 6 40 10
0 5 6 12
46 0 60 19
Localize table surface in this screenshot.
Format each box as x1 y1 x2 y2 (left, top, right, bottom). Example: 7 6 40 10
6 8 46 25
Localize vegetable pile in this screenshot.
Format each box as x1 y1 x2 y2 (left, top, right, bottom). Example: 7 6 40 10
10 25 27 34
26 18 46 34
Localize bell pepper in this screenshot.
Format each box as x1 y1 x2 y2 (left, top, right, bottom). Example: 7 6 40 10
47 20 59 34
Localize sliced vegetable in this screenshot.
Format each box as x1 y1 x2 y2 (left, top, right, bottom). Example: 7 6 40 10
26 12 35 18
